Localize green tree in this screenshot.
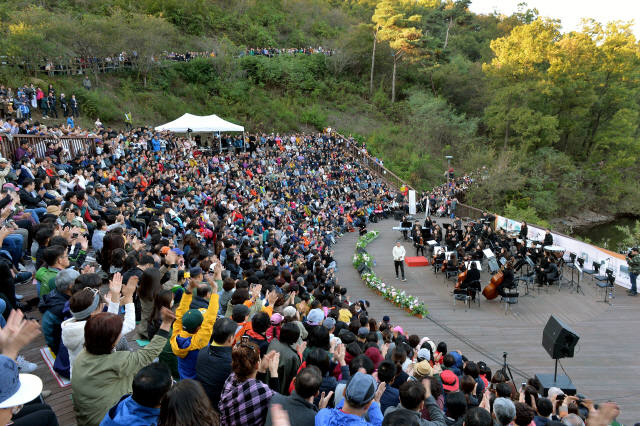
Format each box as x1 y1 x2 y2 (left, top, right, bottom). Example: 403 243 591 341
372 1 422 103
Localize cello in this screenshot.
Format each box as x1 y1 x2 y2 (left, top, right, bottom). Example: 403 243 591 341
482 265 504 300
455 260 469 289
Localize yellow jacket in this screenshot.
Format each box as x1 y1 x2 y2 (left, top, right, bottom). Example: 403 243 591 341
170 292 219 358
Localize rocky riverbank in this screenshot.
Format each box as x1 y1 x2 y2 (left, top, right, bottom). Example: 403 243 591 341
549 210 616 234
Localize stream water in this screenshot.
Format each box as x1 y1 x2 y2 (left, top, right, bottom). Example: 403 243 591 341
571 217 639 252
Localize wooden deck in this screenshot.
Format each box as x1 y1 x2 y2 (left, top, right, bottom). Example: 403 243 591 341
14 215 638 425
333 217 639 424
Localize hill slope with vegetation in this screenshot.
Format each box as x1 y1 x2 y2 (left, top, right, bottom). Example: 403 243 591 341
1 0 639 225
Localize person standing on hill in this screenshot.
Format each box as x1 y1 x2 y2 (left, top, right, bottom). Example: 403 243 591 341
393 241 406 282
83 75 92 90
626 247 640 296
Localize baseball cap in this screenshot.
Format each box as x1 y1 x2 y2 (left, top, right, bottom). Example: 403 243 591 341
393 326 404 335
382 316 390 323
0 355 43 409
181 309 204 333
417 348 431 362
57 170 67 176
160 246 170 254
271 313 283 325
358 327 369 338
344 372 378 406
441 370 459 391
171 248 185 256
307 308 325 325
323 317 336 330
0 158 9 164
189 267 202 277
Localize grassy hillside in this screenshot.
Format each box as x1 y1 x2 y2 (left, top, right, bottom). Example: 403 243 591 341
1 0 639 225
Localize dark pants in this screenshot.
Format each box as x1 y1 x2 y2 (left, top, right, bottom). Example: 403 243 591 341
49 105 58 118
394 260 405 279
630 272 637 293
125 122 133 131
12 403 59 426
0 259 16 307
71 106 79 117
415 245 425 256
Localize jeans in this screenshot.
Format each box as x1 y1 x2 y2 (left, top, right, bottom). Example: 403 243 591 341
3 233 24 266
0 298 6 318
394 260 405 279
24 207 47 224
631 272 637 293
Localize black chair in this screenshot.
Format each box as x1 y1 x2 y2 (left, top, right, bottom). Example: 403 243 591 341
595 269 615 305
433 259 444 275
444 264 459 283
500 283 520 315
453 280 481 311
589 262 605 286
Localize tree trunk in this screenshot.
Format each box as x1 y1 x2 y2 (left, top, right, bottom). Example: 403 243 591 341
392 56 397 103
369 27 378 96
443 17 453 50
143 74 147 88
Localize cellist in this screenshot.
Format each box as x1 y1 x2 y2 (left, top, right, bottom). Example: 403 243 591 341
497 261 516 297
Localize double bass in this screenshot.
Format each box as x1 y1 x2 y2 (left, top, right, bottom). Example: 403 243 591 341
482 265 504 300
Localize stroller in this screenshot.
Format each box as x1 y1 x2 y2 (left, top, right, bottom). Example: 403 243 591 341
436 205 447 217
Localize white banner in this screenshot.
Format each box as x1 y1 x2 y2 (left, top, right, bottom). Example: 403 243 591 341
495 217 631 290
409 190 416 215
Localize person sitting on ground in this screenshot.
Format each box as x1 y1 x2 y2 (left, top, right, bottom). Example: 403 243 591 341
72 306 176 426
265 366 332 426
493 397 516 426
377 360 401 415
157 379 220 426
196 317 237 410
38 268 78 355
316 372 385 426
170 274 219 380
99 363 173 426
443 391 467 426
534 397 559 426
218 343 281 426
383 379 446 426
514 402 536 426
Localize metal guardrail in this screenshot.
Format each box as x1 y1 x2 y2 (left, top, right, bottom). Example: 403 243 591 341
0 134 97 163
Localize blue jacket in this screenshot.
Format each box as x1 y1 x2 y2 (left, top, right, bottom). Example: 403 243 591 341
100 395 160 426
38 289 70 354
151 138 160 152
317 401 383 426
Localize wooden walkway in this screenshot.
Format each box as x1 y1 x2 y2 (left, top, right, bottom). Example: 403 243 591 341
333 217 640 424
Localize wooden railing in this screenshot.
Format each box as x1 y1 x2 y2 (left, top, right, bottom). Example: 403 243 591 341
0 134 97 163
341 141 415 192
456 203 485 221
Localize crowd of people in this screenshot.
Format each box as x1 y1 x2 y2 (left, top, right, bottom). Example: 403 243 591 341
0 83 81 122
0 122 623 426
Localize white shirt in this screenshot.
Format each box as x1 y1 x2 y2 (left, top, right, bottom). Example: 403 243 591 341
393 245 406 261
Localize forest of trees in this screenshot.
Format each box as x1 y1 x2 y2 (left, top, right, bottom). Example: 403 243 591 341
0 0 638 224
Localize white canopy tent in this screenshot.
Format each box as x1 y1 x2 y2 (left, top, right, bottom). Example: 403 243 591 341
155 113 244 133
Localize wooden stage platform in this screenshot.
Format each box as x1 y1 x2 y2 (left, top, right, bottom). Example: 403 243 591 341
12 216 638 425
333 218 639 424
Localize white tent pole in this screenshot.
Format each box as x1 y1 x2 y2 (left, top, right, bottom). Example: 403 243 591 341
243 131 245 153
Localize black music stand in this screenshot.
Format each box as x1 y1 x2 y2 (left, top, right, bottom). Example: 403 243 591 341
518 256 536 298
570 263 585 296
560 252 578 291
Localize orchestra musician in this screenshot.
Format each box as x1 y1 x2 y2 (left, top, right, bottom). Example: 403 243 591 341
411 220 422 241
481 211 496 223
401 215 409 240
497 261 516 297
424 215 433 230
459 262 481 301
537 256 559 286
518 222 528 240
415 231 426 256
452 215 462 231
543 228 554 246
433 225 443 245
512 241 529 271
435 247 446 263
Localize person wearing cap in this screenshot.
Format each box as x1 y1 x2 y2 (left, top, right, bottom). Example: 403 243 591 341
316 372 386 426
384 379 446 426
625 247 640 296
440 370 460 395
356 326 369 351
170 275 220 380
0 311 56 426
